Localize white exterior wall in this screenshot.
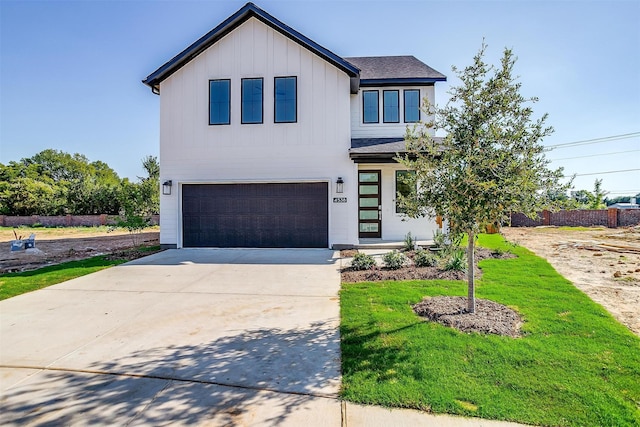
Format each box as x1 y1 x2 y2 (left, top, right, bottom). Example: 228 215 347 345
158 17 358 248
350 86 436 138
360 163 442 241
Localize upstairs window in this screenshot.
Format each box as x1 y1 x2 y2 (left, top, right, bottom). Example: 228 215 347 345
241 78 263 124
363 90 379 123
396 170 415 213
404 89 420 123
209 79 230 125
383 90 399 123
274 77 297 123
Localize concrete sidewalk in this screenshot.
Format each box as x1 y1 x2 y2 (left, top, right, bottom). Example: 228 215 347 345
1 248 525 426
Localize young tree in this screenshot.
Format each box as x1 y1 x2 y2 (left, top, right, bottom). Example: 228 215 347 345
399 43 568 313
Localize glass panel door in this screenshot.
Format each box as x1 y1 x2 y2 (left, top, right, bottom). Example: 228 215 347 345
358 170 381 238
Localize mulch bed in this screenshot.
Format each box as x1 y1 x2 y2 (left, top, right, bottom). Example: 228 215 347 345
341 248 522 337
340 248 511 283
412 296 523 337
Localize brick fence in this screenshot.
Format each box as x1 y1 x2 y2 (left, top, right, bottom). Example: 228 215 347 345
510 209 640 228
0 214 160 228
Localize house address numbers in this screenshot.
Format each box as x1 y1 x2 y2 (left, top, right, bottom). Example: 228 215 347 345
333 197 347 203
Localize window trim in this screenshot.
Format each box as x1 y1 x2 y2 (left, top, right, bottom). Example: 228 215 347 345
403 89 420 123
395 170 416 214
241 77 264 124
362 90 379 124
274 76 297 123
208 79 231 126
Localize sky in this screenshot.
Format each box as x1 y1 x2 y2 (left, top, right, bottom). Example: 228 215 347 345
1 0 639 197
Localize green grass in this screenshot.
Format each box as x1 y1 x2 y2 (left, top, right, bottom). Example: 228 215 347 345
340 234 640 426
556 226 606 231
0 246 160 301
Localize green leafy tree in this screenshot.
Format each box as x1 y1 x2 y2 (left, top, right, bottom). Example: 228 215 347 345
0 150 122 215
115 156 160 246
398 43 568 313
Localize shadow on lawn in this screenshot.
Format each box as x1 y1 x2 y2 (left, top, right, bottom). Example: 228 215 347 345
1 322 340 426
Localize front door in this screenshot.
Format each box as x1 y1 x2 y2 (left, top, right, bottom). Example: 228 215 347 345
358 170 382 238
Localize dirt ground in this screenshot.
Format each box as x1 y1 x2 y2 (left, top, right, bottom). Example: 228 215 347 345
501 226 640 336
0 228 160 273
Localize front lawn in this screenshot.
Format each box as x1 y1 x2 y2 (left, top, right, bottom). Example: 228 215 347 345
0 246 160 300
340 234 640 426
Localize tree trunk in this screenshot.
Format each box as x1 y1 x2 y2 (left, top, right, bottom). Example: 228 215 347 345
467 231 475 313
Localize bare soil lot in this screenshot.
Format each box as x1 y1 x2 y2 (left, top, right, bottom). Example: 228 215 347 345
0 228 159 273
502 226 640 335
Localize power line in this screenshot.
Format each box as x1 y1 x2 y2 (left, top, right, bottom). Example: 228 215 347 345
546 132 640 150
571 168 640 177
549 149 640 161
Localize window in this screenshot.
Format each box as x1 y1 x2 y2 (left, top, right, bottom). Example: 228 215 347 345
383 90 399 123
209 79 230 125
241 78 263 124
362 90 379 123
395 170 415 213
274 77 297 123
404 89 420 123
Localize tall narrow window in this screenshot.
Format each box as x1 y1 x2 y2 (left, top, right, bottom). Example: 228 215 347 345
274 77 297 123
209 79 230 125
241 78 263 124
404 89 420 123
363 90 379 123
383 90 399 123
396 170 415 213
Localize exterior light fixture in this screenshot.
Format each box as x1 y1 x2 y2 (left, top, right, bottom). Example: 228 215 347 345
162 180 173 195
336 177 344 194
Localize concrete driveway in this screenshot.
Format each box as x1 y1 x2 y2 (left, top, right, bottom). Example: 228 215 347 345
1 248 343 425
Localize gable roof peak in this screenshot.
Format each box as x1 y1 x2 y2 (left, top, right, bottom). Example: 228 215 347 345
143 2 359 94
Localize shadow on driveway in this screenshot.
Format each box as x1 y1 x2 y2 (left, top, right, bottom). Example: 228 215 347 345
1 322 340 425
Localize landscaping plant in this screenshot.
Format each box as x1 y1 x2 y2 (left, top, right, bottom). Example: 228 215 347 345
398 43 568 312
413 249 437 267
382 250 407 270
350 252 376 270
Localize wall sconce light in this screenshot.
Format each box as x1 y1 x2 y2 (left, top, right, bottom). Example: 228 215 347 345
162 180 173 195
336 177 344 194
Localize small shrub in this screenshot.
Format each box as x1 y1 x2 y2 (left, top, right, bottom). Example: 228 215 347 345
443 250 467 272
403 232 415 251
351 252 376 270
383 250 407 270
432 230 463 257
414 249 437 267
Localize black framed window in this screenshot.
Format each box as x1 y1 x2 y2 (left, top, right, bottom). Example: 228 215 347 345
362 90 379 123
395 170 415 213
383 90 399 123
241 78 263 124
209 79 230 125
274 76 297 123
404 89 420 123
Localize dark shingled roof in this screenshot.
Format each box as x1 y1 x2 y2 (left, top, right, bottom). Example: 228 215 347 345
350 137 443 163
345 56 446 86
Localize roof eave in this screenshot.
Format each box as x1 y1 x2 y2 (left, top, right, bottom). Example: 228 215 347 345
143 2 359 92
360 77 447 87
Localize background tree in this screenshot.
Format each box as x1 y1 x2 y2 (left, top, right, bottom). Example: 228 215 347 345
0 149 122 215
399 43 568 313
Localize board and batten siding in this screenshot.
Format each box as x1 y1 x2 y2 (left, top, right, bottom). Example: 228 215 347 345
349 86 436 138
158 17 358 248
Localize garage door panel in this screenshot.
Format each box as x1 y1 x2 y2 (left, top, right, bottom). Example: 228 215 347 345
182 183 328 248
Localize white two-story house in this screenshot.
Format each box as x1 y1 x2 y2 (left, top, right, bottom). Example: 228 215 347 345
143 2 446 249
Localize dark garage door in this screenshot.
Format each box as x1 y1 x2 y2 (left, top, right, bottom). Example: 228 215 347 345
182 183 328 248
